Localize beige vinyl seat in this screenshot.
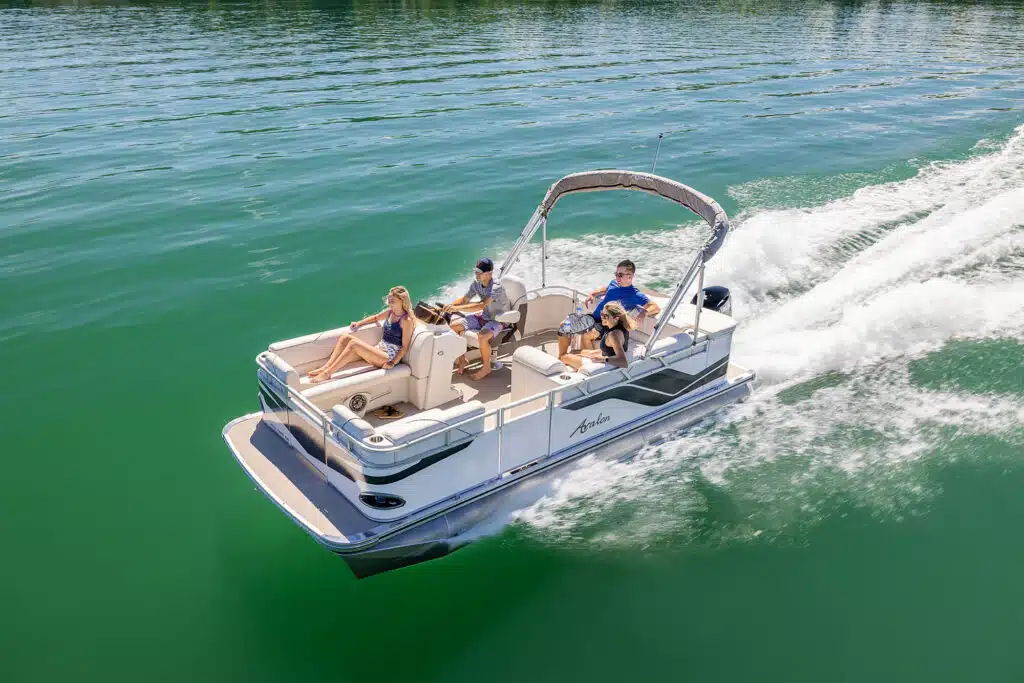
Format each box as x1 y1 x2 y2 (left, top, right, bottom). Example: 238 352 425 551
261 324 467 417
330 400 486 465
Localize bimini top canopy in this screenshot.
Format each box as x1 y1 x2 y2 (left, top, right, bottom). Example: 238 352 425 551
500 170 730 279
498 169 733 353
539 170 729 260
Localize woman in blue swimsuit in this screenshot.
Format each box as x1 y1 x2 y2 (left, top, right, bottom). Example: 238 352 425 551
309 286 417 383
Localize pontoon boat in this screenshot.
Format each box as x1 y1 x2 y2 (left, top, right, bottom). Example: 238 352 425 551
222 170 755 578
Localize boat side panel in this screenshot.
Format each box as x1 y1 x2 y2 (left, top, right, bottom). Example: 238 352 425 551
339 378 754 578
251 327 734 523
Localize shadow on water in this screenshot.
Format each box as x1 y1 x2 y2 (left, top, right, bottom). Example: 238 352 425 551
219 453 1024 682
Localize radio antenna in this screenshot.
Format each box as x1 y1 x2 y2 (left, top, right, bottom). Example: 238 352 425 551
651 133 664 173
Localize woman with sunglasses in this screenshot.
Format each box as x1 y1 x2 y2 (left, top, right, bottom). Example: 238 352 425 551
308 286 417 383
559 301 634 371
557 259 660 359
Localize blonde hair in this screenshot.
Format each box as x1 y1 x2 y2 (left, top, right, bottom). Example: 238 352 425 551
388 286 416 320
600 301 635 331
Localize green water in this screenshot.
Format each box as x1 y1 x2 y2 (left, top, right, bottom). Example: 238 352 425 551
3 1 1023 681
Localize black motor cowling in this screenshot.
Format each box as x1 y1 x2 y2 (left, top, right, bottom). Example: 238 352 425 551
690 286 732 317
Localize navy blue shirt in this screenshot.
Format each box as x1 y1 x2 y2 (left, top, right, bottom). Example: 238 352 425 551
593 280 651 318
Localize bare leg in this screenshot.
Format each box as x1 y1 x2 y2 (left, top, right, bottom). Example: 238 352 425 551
471 330 495 380
450 321 467 374
310 334 355 377
312 337 389 382
558 335 570 358
560 353 584 371
580 329 599 350
560 349 602 372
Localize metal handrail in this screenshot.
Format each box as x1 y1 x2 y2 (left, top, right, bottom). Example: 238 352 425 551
256 330 711 464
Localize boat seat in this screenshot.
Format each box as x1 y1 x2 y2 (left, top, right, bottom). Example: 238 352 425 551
298 326 466 415
577 332 694 378
261 351 301 390
305 363 412 407
376 400 486 446
509 346 567 418
331 404 375 441
463 275 528 350
299 361 373 386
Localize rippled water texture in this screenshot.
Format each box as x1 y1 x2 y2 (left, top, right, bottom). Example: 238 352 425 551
2 2 1024 682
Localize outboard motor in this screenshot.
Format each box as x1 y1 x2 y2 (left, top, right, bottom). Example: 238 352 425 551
690 286 732 317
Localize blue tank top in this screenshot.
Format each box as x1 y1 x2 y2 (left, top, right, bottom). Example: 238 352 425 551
382 312 406 346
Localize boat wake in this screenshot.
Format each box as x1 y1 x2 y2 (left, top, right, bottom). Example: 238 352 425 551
467 126 1024 551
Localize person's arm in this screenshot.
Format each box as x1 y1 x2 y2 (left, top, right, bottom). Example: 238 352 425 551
585 286 609 306
449 300 485 314
352 309 387 330
445 287 482 313
385 317 416 368
602 330 629 368
635 292 660 323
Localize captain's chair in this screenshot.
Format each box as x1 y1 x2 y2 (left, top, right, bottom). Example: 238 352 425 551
463 274 528 353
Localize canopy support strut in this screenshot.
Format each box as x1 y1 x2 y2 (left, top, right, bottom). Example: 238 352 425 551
541 217 547 287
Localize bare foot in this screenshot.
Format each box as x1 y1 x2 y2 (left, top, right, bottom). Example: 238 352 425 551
310 371 333 384
470 366 491 381
455 355 467 375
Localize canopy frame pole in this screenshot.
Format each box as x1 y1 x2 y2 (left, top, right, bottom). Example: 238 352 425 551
541 217 547 287
644 253 702 355
499 206 543 278
692 263 705 346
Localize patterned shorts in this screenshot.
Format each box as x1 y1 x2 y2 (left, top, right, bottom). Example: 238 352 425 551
375 340 401 362
558 313 600 337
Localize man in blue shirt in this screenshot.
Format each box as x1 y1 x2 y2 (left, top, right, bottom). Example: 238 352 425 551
557 259 661 358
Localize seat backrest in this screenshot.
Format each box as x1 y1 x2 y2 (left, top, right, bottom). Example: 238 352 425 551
500 274 528 309
405 325 467 409
403 326 438 378
521 293 574 336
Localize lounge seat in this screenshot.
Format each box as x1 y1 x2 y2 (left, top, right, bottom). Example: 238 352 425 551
377 401 486 446
299 361 373 386
262 324 467 417
331 400 487 466
577 331 694 377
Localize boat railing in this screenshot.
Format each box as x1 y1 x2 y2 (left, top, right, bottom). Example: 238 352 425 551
259 330 712 482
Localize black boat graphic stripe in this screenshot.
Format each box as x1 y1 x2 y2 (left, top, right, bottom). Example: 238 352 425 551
564 357 730 411
259 379 474 484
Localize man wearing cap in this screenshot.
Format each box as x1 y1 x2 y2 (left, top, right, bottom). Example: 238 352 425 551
444 257 512 380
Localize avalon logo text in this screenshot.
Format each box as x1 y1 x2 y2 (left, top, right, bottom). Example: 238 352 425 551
570 412 611 438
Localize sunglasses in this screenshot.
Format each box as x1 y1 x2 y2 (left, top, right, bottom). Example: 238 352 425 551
614 271 632 278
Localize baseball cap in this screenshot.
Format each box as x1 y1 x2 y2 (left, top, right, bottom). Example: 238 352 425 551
473 257 494 273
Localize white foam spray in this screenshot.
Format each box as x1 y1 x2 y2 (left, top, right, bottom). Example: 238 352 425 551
447 126 1024 550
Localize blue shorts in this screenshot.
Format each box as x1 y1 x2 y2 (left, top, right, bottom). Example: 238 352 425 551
460 314 504 337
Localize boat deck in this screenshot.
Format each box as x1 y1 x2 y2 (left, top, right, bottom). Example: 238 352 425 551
361 333 561 428
223 414 376 544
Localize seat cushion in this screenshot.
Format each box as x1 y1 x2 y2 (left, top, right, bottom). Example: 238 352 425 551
513 345 565 376
378 401 486 445
262 351 300 390
331 404 375 440
298 362 373 386
302 364 411 401
578 359 620 377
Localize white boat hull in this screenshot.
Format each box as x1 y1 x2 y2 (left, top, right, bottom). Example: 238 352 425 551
224 369 753 578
